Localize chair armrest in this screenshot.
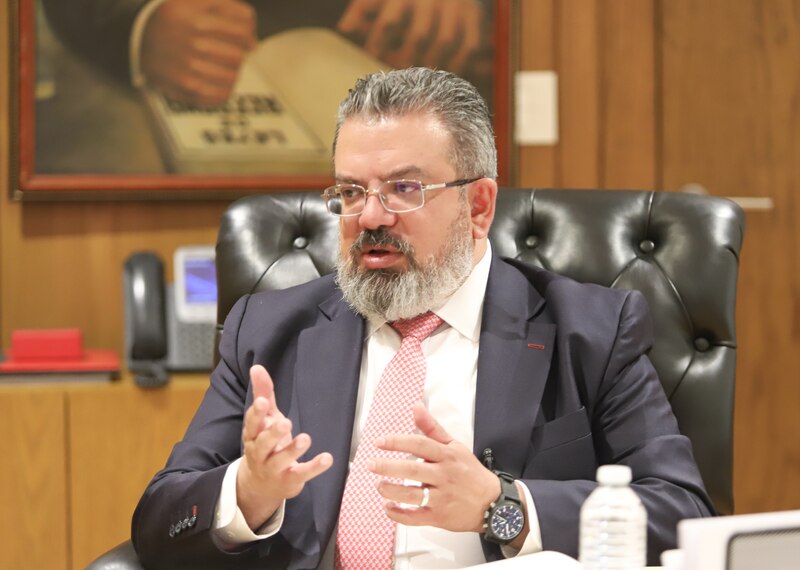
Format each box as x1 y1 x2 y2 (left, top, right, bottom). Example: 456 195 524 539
85 540 143 570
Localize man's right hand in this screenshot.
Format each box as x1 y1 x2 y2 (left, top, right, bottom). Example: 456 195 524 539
337 0 485 73
140 0 257 107
236 365 333 531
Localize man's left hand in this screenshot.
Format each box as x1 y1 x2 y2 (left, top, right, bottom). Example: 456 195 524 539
369 401 500 533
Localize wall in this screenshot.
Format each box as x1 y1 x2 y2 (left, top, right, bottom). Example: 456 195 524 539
518 0 800 516
1 1 798 561
659 0 799 514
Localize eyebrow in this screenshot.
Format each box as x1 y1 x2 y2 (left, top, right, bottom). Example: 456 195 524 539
335 165 427 185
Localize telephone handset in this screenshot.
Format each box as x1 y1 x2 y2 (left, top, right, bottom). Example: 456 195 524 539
123 252 169 387
123 248 216 388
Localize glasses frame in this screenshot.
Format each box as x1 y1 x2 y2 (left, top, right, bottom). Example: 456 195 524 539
321 177 481 217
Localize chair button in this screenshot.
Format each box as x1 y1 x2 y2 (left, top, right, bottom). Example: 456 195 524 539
188 516 197 528
639 239 656 253
169 525 175 538
293 236 309 249
525 235 538 249
694 337 711 352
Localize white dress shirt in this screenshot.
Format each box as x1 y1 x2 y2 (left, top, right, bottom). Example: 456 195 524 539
212 243 544 567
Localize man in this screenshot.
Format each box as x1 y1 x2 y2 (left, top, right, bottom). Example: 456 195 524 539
132 67 713 569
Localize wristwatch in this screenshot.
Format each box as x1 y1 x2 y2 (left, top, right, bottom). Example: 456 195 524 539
482 471 525 545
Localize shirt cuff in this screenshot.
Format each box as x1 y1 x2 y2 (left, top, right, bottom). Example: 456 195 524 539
129 0 168 87
500 480 543 558
211 457 286 549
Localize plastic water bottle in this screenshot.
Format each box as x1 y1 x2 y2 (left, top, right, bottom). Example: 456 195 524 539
579 465 647 569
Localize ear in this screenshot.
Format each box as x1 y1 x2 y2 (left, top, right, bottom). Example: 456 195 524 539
469 178 497 240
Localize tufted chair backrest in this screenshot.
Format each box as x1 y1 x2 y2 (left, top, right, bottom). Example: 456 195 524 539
215 188 745 515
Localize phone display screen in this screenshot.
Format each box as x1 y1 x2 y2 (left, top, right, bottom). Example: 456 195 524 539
184 258 217 304
174 246 216 323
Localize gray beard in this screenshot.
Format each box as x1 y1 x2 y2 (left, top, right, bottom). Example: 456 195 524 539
335 212 474 322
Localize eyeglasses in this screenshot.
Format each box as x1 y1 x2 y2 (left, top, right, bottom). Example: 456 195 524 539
321 178 480 217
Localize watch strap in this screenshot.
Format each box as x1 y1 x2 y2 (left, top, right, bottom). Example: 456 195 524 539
496 471 520 502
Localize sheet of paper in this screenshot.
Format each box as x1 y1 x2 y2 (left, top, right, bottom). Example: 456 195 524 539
460 551 583 569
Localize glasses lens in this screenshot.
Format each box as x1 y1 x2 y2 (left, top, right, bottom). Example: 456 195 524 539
326 185 365 216
380 180 423 212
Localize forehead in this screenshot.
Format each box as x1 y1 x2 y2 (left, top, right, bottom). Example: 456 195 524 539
334 113 455 181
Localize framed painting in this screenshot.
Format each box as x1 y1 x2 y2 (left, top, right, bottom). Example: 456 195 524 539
10 0 512 199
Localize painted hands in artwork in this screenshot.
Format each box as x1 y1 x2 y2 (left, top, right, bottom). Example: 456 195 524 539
337 0 488 73
140 0 490 106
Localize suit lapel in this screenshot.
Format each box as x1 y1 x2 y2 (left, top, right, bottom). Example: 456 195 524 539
284 291 365 562
474 257 555 477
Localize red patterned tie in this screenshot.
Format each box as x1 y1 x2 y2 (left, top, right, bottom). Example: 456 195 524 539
335 311 444 569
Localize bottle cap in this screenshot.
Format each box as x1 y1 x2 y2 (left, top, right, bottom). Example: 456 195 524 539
596 464 632 485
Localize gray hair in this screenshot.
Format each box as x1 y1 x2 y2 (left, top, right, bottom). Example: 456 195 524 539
334 67 497 180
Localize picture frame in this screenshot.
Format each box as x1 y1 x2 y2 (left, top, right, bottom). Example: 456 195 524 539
9 0 512 200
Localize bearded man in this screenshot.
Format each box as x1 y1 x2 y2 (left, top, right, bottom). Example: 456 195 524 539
132 67 713 569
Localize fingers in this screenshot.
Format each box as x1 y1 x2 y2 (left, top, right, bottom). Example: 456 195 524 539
242 394 268 442
242 365 331 479
236 360 333 528
337 0 378 35
250 429 313 480
445 5 481 73
158 81 232 108
384 501 431 525
207 0 257 29
250 365 275 402
367 403 455 471
421 6 459 68
370 453 435 485
242 365 278 442
372 446 498 533
288 451 334 481
378 481 438 528
374 434 445 467
141 0 256 106
263 437 333 486
243 421 333 491
378 480 430 509
237 438 332 528
187 58 239 89
246 416 294 464
364 0 408 57
413 401 453 445
339 0 483 71
391 2 435 68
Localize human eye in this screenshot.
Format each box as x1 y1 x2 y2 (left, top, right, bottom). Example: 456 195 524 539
339 185 363 201
390 180 422 195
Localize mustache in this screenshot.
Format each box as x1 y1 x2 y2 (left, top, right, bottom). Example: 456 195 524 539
350 227 414 257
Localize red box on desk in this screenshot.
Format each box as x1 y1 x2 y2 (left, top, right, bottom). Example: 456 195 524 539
0 328 119 375
7 329 84 361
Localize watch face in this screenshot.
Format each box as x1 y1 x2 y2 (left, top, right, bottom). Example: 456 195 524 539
490 503 524 541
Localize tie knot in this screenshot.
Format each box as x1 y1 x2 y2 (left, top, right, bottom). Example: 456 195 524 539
391 312 444 341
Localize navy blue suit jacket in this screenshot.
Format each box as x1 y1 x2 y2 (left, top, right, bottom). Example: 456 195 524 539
132 255 713 569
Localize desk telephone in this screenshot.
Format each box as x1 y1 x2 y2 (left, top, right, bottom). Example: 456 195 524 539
123 247 217 387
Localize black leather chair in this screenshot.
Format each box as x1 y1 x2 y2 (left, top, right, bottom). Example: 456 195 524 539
87 188 744 569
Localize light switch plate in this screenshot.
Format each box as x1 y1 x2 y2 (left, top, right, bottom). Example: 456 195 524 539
514 71 559 146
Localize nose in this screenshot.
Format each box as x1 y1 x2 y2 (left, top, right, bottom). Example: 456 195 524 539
358 193 396 230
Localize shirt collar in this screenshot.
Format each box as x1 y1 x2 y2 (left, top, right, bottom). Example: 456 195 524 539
365 241 492 342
